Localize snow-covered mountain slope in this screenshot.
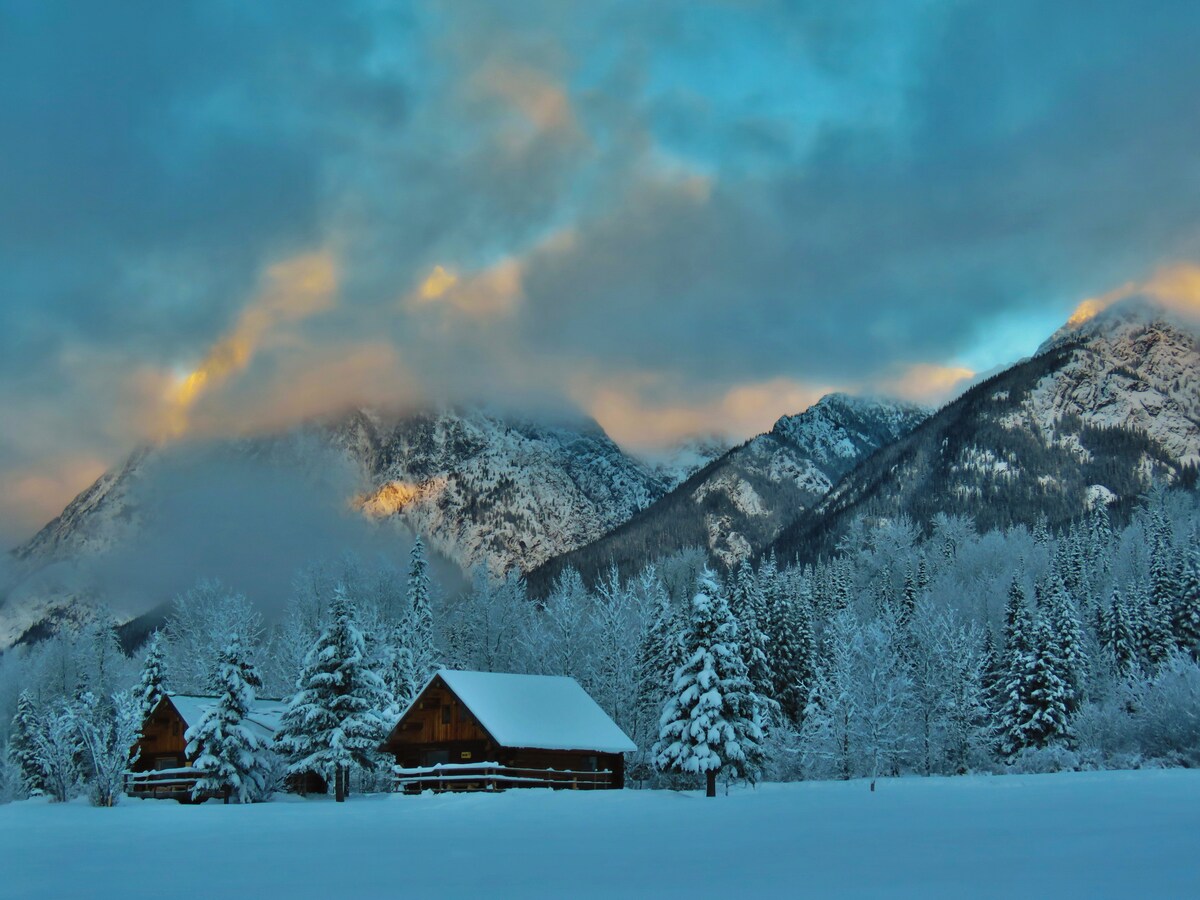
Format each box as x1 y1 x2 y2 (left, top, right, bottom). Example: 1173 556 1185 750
527 394 928 592
333 407 663 574
1 407 664 648
772 299 1200 563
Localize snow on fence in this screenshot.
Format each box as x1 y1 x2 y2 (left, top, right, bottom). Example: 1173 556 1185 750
393 761 614 793
125 767 202 800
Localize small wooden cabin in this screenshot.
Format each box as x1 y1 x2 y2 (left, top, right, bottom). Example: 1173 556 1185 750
383 669 636 792
128 694 288 800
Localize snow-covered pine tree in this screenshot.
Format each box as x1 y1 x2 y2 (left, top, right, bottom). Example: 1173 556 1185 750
767 581 815 726
8 691 45 797
405 536 437 680
1134 581 1174 671
185 635 274 804
1042 572 1087 712
654 568 763 797
1105 587 1138 677
1170 540 1200 659
138 631 168 720
274 585 390 802
635 573 680 742
997 609 1071 759
728 562 776 722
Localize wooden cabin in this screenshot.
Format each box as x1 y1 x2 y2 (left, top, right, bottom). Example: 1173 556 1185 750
128 694 288 800
383 669 636 792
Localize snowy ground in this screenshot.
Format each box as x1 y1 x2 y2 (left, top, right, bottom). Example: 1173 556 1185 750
3 770 1199 899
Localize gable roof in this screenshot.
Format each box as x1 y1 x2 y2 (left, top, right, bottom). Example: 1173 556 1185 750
163 694 288 742
408 669 636 754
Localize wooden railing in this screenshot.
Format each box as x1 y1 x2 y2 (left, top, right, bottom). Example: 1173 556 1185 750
125 767 201 799
394 761 614 793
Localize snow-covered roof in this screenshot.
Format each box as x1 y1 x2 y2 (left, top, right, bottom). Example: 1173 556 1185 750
164 694 288 741
420 669 636 754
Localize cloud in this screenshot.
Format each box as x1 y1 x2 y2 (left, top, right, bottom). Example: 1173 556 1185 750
6 0 1200 536
1065 262 1200 330
574 373 832 451
882 364 976 405
166 250 339 436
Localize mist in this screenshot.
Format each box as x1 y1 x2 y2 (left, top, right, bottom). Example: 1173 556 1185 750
1 436 464 644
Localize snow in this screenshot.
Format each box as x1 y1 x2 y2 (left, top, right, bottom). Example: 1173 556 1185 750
3 771 1199 898
165 694 288 742
425 670 637 754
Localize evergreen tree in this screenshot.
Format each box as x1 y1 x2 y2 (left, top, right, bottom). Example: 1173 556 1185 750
1042 573 1087 712
8 692 45 796
1170 541 1200 659
767 583 815 725
138 631 169 720
654 569 764 797
1104 587 1138 677
728 562 775 720
405 536 437 679
275 585 390 801
185 635 274 804
997 612 1071 758
1134 581 1174 670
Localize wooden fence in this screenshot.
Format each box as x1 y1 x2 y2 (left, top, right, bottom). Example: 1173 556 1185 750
125 767 202 800
393 761 614 793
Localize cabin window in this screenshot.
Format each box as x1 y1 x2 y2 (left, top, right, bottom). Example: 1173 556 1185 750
584 756 598 772
441 705 453 725
424 750 450 766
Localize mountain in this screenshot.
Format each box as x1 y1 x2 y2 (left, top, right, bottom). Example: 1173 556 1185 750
641 436 733 490
770 299 1200 563
2 406 665 649
526 394 929 594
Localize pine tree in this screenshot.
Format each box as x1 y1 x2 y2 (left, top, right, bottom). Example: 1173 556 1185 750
275 585 390 802
654 569 763 797
405 536 437 679
138 631 169 720
1134 581 1174 670
1041 573 1087 712
728 562 775 721
8 692 45 796
1170 541 1200 659
1104 587 1138 677
997 610 1071 759
767 584 815 725
185 635 274 804
900 567 918 629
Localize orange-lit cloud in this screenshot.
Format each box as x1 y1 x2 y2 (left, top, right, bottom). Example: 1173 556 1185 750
165 250 338 436
1066 262 1200 328
407 258 524 320
884 363 976 404
575 375 833 451
0 455 110 539
480 64 574 133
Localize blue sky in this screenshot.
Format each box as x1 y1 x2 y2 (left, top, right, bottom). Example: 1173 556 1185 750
2 0 1200 541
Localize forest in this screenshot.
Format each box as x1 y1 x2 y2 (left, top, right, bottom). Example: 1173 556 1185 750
1 483 1198 804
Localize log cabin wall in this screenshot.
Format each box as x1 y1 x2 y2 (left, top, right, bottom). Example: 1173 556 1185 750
133 698 190 771
386 676 496 767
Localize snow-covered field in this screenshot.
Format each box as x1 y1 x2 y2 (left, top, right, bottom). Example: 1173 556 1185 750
3 770 1198 899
